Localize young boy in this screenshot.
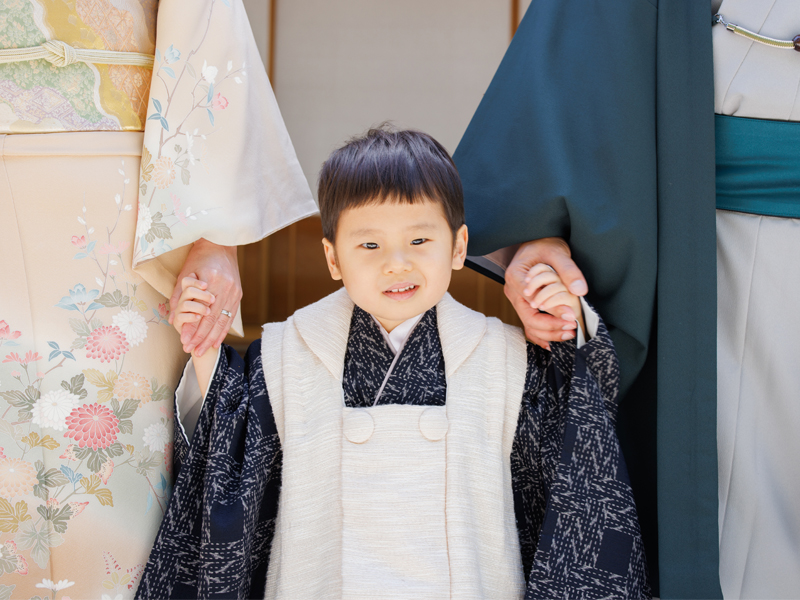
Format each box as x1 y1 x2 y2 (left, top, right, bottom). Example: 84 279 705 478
137 128 649 599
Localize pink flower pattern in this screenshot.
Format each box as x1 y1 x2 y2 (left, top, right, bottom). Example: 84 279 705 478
0 321 21 341
64 403 121 451
211 92 228 110
2 351 43 365
85 326 129 363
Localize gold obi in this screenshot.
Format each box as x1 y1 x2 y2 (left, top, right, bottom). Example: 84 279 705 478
0 0 158 133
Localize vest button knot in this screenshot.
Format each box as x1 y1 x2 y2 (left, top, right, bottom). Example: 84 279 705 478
343 408 374 444
419 406 448 441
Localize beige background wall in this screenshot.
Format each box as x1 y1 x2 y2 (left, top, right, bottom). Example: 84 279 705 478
233 0 530 345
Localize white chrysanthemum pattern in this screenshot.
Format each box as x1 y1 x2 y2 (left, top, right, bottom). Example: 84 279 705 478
32 390 80 431
142 422 169 453
112 309 148 347
136 202 152 236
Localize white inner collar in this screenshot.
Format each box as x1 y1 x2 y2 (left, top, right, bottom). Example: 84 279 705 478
372 313 425 356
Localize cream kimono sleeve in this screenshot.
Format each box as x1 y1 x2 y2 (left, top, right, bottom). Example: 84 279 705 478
132 0 317 335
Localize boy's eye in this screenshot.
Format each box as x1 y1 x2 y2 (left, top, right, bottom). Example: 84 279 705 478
410 238 427 245
361 242 379 250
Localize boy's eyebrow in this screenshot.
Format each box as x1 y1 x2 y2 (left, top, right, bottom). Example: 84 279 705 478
407 222 438 231
348 227 382 237
347 222 438 238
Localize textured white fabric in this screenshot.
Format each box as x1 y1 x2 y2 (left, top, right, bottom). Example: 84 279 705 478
717 210 800 599
341 404 450 599
261 288 527 599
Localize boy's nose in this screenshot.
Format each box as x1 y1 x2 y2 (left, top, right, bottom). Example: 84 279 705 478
383 251 412 273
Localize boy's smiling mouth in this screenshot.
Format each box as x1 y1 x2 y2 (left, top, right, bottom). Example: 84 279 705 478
383 283 418 300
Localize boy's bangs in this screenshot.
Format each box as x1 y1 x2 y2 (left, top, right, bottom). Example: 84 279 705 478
318 127 464 241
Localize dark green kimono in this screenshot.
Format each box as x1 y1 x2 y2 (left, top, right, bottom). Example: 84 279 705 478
453 1 719 597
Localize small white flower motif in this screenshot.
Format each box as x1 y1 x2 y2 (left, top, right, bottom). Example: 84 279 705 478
88 227 95 234
142 422 169 453
114 194 121 205
32 390 80 431
112 309 148 347
201 60 218 84
227 60 233 72
95 277 104 287
136 202 152 235
185 132 195 165
124 204 133 211
102 594 124 600
36 578 75 591
77 216 85 225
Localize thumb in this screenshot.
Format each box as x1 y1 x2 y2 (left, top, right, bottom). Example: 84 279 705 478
548 252 588 296
168 281 182 325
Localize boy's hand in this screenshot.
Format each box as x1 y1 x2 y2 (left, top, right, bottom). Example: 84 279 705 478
173 274 216 352
523 264 585 343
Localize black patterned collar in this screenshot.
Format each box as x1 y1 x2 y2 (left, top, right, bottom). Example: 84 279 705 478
342 305 447 407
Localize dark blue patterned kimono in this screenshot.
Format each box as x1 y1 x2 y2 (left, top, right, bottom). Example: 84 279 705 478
137 305 650 599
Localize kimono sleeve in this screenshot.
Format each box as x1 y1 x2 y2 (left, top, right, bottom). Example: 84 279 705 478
132 0 317 335
512 313 650 598
452 0 658 400
137 340 282 599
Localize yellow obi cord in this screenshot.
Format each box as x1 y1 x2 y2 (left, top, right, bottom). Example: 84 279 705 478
0 40 155 69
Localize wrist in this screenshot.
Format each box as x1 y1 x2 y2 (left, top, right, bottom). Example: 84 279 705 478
514 237 570 267
194 237 237 257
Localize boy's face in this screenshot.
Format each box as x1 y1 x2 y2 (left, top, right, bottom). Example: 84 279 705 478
322 199 468 333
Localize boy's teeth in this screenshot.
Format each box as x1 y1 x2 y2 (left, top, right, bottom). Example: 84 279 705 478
390 285 414 292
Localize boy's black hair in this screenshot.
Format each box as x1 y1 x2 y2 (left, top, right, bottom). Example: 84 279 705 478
318 124 464 242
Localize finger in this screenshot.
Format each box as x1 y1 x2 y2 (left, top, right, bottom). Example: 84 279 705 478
524 271 560 303
180 320 199 346
210 303 240 349
181 275 208 292
507 287 575 340
168 281 182 325
524 263 556 283
180 287 215 306
194 310 234 356
180 300 212 317
539 292 577 312
531 282 567 309
547 252 588 296
523 314 576 342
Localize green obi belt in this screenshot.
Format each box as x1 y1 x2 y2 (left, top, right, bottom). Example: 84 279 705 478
716 114 800 218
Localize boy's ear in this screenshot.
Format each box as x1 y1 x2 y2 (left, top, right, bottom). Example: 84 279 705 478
451 224 468 270
322 238 343 280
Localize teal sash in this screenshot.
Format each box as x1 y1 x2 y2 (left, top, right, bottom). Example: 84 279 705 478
716 114 800 218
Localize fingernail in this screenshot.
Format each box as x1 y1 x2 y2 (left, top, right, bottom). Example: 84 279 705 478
529 301 538 309
544 344 551 351
561 314 572 321
569 281 588 295
206 308 211 315
562 324 573 331
197 348 204 357
561 332 574 340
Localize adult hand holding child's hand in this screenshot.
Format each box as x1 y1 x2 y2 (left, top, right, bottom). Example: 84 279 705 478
504 237 588 349
169 238 242 357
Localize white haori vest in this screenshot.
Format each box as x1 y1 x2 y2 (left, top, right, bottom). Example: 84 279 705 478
261 288 527 599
